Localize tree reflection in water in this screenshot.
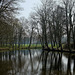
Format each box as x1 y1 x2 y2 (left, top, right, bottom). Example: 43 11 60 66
0 50 75 75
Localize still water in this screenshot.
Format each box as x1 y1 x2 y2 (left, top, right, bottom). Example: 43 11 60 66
0 49 75 75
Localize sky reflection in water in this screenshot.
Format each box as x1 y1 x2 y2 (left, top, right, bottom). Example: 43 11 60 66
0 49 75 75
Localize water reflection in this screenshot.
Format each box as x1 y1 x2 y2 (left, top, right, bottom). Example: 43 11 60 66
0 49 75 75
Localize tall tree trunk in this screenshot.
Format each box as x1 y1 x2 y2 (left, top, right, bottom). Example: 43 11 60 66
28 27 33 49
49 21 53 49
65 5 71 51
44 24 48 48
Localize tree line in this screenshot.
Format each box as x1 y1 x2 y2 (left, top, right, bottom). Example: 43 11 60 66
0 0 25 48
0 0 75 51
28 0 75 51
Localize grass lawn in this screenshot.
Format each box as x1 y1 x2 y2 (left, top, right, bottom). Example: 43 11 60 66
0 44 59 49
0 44 63 52
0 43 74 53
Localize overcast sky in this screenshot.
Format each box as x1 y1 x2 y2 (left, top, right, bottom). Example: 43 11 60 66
17 0 41 19
17 0 61 19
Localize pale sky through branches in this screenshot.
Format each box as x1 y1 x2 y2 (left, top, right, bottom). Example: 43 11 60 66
17 0 41 19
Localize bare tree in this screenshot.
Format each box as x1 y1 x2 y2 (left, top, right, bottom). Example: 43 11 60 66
36 0 55 49
53 5 65 50
28 14 38 49
62 0 75 51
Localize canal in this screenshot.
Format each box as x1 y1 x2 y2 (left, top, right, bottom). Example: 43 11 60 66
0 49 75 75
